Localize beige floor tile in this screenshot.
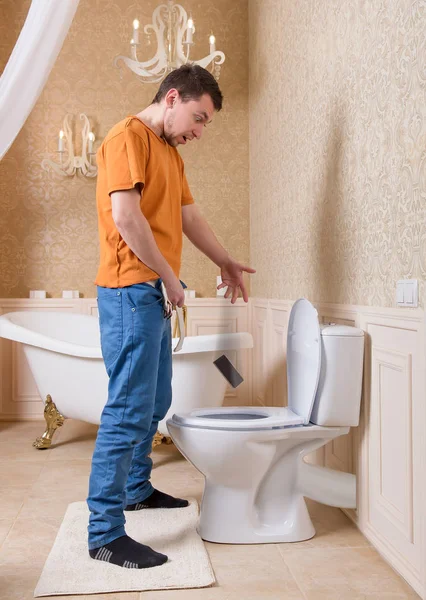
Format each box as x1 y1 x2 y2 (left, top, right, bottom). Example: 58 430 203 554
19 460 91 519
53 418 98 441
236 585 302 600
152 453 199 477
0 439 51 462
45 419 98 460
151 464 197 480
0 514 62 568
0 565 45 600
19 486 87 520
150 469 200 491
0 420 45 442
140 586 227 599
0 459 45 487
280 546 420 599
44 440 96 461
153 446 193 463
0 487 28 520
152 468 200 486
32 459 92 486
277 499 371 551
0 518 13 547
220 582 304 599
206 543 304 598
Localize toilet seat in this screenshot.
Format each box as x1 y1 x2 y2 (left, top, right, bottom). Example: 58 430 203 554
169 406 305 431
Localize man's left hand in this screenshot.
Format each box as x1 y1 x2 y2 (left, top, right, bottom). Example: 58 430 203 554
218 258 256 304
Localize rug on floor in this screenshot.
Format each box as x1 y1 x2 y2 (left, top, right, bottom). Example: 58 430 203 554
34 499 215 597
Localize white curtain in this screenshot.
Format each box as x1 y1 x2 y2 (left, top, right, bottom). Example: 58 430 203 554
0 0 80 160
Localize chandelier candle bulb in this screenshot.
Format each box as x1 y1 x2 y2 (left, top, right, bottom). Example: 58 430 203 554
186 18 193 43
209 34 215 54
132 19 139 44
58 130 64 152
88 132 95 154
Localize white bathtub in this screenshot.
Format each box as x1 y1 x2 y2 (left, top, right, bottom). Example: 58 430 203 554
0 311 253 437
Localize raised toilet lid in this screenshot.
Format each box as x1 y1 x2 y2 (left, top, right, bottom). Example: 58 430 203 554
287 298 321 425
169 406 304 431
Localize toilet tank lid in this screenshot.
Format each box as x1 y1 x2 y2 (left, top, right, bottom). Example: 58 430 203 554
320 324 364 337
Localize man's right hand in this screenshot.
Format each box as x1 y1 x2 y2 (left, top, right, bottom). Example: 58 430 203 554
163 275 185 308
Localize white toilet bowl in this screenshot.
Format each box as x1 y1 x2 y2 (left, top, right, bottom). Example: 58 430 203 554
167 299 365 544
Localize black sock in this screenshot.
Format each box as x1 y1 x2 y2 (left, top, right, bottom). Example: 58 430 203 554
125 488 189 511
89 535 168 569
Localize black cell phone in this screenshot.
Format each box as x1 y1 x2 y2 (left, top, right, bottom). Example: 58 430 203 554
213 354 244 388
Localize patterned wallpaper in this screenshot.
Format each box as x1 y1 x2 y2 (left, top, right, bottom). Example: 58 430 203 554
249 0 426 308
0 0 249 298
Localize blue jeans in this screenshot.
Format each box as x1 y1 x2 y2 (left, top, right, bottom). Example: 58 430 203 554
87 280 172 549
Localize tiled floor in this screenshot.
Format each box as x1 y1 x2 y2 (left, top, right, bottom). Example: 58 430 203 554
0 419 420 600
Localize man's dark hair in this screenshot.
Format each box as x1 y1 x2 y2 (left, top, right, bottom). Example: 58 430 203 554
152 64 223 111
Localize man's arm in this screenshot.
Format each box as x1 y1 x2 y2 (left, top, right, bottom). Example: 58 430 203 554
182 204 229 267
111 188 185 306
182 204 255 303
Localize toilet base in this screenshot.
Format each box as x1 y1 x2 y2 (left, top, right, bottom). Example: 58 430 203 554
198 482 316 544
167 420 354 545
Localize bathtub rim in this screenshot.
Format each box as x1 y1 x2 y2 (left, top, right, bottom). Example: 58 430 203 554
0 311 253 359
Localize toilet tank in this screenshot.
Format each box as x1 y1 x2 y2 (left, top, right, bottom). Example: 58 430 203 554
310 324 364 427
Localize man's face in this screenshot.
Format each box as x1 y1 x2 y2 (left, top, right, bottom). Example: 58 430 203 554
163 91 215 147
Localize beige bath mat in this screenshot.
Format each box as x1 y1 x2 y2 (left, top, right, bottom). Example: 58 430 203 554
34 499 215 597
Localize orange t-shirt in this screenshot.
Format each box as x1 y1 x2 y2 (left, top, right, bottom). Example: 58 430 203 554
94 116 194 288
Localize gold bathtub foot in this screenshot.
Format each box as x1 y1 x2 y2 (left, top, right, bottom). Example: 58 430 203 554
152 431 164 450
151 431 174 451
33 395 65 449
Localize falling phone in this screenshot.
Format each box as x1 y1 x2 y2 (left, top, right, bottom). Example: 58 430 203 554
213 354 244 388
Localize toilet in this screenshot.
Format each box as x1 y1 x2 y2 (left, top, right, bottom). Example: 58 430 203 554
167 298 364 544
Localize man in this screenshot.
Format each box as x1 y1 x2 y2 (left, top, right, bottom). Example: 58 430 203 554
87 64 255 569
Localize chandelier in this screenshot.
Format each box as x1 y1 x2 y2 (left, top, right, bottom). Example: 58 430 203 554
114 0 225 84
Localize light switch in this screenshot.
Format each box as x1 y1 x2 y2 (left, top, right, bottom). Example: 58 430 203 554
396 279 418 307
396 281 404 304
405 284 414 304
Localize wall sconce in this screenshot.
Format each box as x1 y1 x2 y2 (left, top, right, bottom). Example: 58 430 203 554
42 113 97 178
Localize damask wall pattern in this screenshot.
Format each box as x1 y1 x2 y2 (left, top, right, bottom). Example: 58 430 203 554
249 0 426 308
0 0 249 298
